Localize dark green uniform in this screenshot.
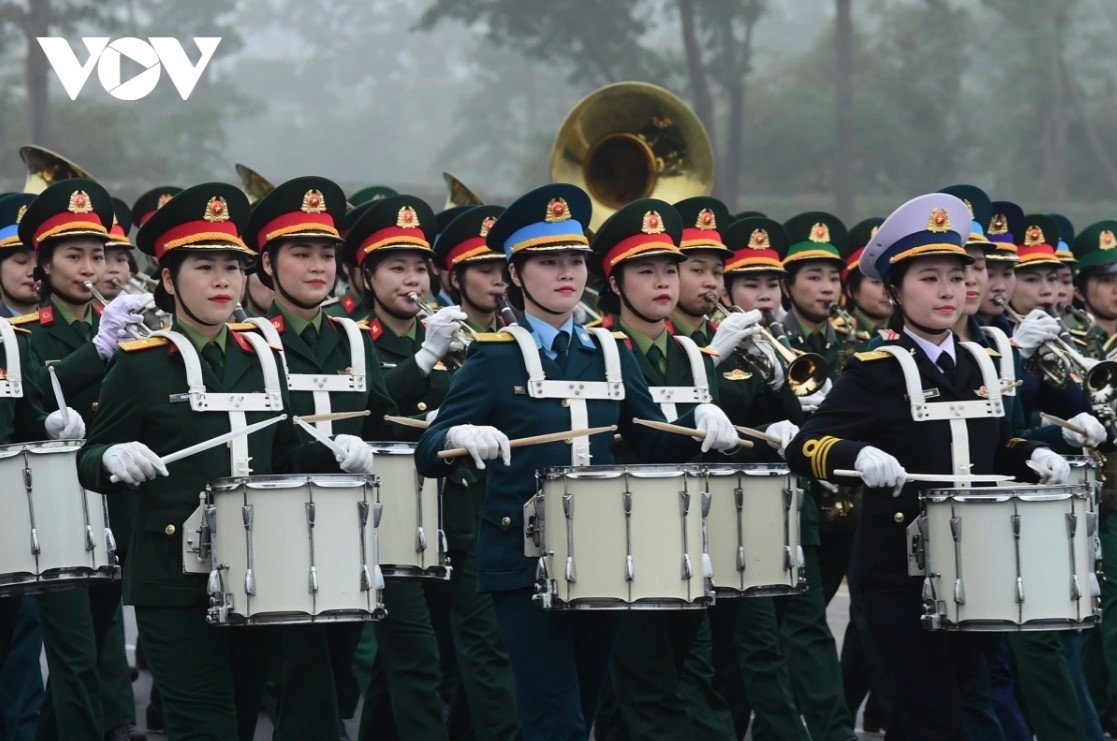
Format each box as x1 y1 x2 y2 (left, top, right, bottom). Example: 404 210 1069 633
323 290 370 322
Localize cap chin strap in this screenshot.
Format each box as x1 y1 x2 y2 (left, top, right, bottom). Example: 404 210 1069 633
619 290 662 325
521 283 563 316
789 297 828 325
903 312 950 336
171 277 223 328
273 271 323 312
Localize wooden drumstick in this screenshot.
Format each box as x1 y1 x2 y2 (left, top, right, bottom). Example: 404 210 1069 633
385 414 430 430
437 425 618 459
833 468 1013 483
298 410 371 424
1040 412 1088 437
1000 380 1023 392
734 425 781 445
632 418 754 449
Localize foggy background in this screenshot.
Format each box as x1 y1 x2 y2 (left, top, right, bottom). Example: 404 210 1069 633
1 0 1115 226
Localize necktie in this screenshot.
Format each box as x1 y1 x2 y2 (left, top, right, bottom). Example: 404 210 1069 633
300 323 319 353
75 321 92 342
551 331 569 373
201 343 224 382
936 352 955 381
647 344 666 375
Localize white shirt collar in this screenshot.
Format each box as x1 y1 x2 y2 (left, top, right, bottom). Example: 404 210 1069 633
903 326 956 365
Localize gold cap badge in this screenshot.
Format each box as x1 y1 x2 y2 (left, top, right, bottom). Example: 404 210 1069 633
747 228 769 250
809 223 830 243
68 190 92 214
641 210 665 234
695 209 717 230
203 197 230 222
396 206 419 228
927 208 951 233
301 189 326 213
1101 230 1116 251
479 216 496 238
544 198 571 223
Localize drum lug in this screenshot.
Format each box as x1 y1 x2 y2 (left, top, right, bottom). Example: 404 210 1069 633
207 591 234 624
360 565 372 592
563 493 576 584
1067 512 1081 601
565 556 576 583
625 555 634 582
907 519 926 576
85 525 96 552
415 527 427 554
1011 512 1023 606
306 500 318 595
702 552 713 579
102 497 116 558
30 530 39 556
242 505 256 597
950 516 964 606
681 554 693 580
309 566 318 595
1090 572 1102 598
374 564 385 591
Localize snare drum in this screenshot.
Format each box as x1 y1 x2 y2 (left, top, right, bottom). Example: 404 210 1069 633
0 440 118 595
914 484 1100 631
529 465 711 609
700 463 805 597
367 442 449 580
206 474 385 625
1066 454 1102 508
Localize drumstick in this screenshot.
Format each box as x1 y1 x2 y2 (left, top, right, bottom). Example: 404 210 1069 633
632 418 754 449
833 469 1013 483
109 413 288 483
385 414 430 430
1000 380 1023 392
47 366 69 427
1039 412 1088 437
293 416 346 458
437 425 618 460
734 425 781 445
298 410 371 424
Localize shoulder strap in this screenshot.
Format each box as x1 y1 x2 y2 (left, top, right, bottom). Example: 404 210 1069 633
979 326 1017 396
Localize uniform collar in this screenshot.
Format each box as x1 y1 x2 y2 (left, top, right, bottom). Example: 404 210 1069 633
902 326 955 364
176 321 228 353
621 320 668 358
522 311 577 356
50 295 93 327
274 301 322 335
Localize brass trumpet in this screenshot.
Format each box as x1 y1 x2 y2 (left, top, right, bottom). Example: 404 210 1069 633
994 296 1117 404
84 281 150 339
706 294 828 397
407 292 477 369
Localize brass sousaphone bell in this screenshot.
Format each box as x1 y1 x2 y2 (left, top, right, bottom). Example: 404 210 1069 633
21 145 94 194
550 81 715 232
235 163 276 205
443 172 484 209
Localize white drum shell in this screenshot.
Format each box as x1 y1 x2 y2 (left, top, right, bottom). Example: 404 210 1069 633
208 474 384 625
0 440 117 594
533 465 711 609
367 442 448 580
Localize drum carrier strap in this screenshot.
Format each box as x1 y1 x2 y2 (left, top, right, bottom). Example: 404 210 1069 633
647 335 711 419
500 324 624 466
980 326 1017 397
151 329 283 477
247 316 366 435
0 316 23 398
879 341 1003 490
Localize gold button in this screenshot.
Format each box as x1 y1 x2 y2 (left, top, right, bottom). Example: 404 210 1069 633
91 401 98 411
460 478 469 487
893 512 904 524
417 402 428 411
501 516 511 527
164 524 176 536
561 399 570 408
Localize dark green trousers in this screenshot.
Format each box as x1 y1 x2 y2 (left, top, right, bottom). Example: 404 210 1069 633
678 612 737 740
1084 516 1117 717
97 603 136 732
776 542 855 741
273 621 364 741
841 578 891 724
135 606 277 741
0 596 43 741
1008 631 1086 740
358 580 448 741
34 581 120 741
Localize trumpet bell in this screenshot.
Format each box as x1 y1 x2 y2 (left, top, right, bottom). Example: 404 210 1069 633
235 163 275 204
21 145 94 194
443 172 483 209
550 82 714 232
1084 361 1117 404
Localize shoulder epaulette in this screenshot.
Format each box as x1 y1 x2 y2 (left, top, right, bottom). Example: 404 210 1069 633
984 346 1001 358
877 329 900 341
1103 334 1117 355
226 322 257 331
120 336 170 352
584 317 603 328
699 345 718 356
611 331 628 340
355 320 369 330
473 332 516 342
321 296 340 308
854 350 892 362
8 312 39 327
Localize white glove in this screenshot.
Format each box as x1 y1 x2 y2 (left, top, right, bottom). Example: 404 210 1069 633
764 420 799 458
798 377 833 414
92 293 152 360
1029 448 1070 484
334 434 374 474
102 442 168 485
415 305 468 375
572 302 591 325
693 404 739 453
745 339 785 390
445 424 511 469
1061 412 1108 448
45 408 84 440
854 446 907 496
425 407 439 424
707 310 763 367
1012 310 1060 360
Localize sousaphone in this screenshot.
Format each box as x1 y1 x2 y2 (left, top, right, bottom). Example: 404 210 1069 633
235 163 275 204
550 81 714 232
21 145 94 194
443 172 483 209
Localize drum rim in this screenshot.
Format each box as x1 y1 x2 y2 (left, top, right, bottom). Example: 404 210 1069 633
0 438 82 459
364 441 418 454
539 463 690 480
207 473 377 491
921 482 1092 501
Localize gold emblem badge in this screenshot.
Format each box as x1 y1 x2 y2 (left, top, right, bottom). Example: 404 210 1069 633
962 198 974 219
641 210 665 234
809 223 830 243
544 198 571 223
927 208 951 233
1024 225 1044 247
396 206 419 228
747 228 769 250
989 214 1008 236
479 216 496 238
301 189 326 213
695 209 717 230
1101 230 1116 251
203 197 230 222
156 193 173 209
870 225 880 238
15 205 27 224
68 191 92 214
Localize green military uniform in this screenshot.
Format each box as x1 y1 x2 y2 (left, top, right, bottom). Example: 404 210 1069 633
325 198 386 323
337 196 449 741
774 212 856 741
243 177 397 741
76 183 337 741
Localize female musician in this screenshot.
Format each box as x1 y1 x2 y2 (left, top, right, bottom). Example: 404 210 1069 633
840 217 890 338
415 184 740 741
76 184 372 741
98 198 135 302
244 176 397 741
0 194 39 318
787 192 1069 740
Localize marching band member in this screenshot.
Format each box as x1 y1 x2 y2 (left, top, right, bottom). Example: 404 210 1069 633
16 179 146 741
243 176 397 741
75 183 372 741
840 217 890 338
1051 213 1078 312
786 192 1069 740
98 198 135 302
428 204 521 741
414 183 740 741
776 211 858 741
0 194 40 318
325 185 397 321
